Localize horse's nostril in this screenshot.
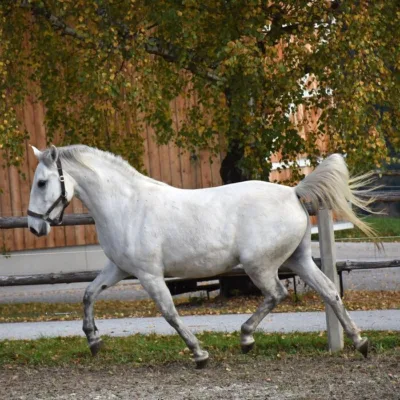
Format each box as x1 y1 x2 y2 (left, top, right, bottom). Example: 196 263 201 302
30 224 49 237
29 226 42 237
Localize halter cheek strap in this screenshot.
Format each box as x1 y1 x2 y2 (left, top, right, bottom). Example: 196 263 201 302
27 158 70 225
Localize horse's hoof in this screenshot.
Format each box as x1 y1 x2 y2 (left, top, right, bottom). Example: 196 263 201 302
90 340 103 357
195 358 209 369
357 338 369 358
241 342 255 354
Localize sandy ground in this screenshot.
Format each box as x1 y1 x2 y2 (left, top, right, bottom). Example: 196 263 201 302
1 354 399 400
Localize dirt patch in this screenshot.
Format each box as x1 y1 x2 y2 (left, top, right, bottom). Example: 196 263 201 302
2 353 399 400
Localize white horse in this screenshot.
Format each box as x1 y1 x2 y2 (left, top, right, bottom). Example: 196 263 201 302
27 144 376 368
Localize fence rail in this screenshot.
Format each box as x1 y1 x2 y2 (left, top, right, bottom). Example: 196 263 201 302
0 214 95 229
1 259 398 287
359 190 400 202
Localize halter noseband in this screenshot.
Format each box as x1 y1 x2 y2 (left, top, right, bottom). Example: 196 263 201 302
27 158 70 225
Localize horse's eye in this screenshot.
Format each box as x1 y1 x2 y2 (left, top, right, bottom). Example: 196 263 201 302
37 180 47 188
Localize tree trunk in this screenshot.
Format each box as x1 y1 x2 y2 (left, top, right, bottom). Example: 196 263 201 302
220 139 249 184
219 89 250 184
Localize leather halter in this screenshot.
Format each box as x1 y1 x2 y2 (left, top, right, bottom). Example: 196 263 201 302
27 158 70 225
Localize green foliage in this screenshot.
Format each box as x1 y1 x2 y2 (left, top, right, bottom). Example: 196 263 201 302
0 1 399 177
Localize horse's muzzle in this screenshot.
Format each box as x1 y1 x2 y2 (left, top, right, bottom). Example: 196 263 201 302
29 225 47 237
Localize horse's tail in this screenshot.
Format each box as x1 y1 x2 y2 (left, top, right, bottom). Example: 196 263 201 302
294 154 381 247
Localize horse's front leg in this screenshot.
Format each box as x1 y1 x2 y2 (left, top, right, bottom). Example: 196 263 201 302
139 273 209 368
83 260 129 356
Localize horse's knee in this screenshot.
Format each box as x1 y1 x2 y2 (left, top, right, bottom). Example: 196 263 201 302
259 292 280 310
83 290 94 307
321 287 341 306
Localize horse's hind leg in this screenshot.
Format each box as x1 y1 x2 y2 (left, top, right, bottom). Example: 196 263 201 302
240 265 288 353
286 246 368 357
138 273 209 368
83 260 129 356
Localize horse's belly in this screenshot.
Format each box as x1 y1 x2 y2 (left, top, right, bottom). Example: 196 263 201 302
163 248 238 279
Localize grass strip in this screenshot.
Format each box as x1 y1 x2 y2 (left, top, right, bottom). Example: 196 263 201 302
312 216 400 242
0 331 398 368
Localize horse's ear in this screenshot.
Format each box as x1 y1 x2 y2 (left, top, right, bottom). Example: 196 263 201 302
50 145 59 162
30 145 42 160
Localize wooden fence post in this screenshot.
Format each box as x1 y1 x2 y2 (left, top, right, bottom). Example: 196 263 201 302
317 208 344 352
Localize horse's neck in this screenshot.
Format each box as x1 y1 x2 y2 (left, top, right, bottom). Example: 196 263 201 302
67 154 140 221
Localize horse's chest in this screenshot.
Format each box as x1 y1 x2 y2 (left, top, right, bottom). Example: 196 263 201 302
95 226 130 265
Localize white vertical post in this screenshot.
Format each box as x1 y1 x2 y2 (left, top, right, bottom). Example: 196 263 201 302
317 208 344 352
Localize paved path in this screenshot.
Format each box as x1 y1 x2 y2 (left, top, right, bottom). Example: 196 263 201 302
1 310 399 340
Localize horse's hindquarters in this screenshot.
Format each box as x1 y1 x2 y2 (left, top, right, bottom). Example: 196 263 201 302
237 196 308 268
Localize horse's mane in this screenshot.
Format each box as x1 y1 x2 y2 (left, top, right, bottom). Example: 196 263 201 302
41 145 166 186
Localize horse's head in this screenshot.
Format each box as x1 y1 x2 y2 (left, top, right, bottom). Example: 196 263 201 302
28 145 74 237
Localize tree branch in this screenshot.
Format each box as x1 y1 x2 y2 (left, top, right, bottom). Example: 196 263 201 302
20 1 222 84
144 38 223 83
21 0 86 41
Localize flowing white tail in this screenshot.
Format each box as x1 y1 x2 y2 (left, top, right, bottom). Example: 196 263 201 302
295 154 380 245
